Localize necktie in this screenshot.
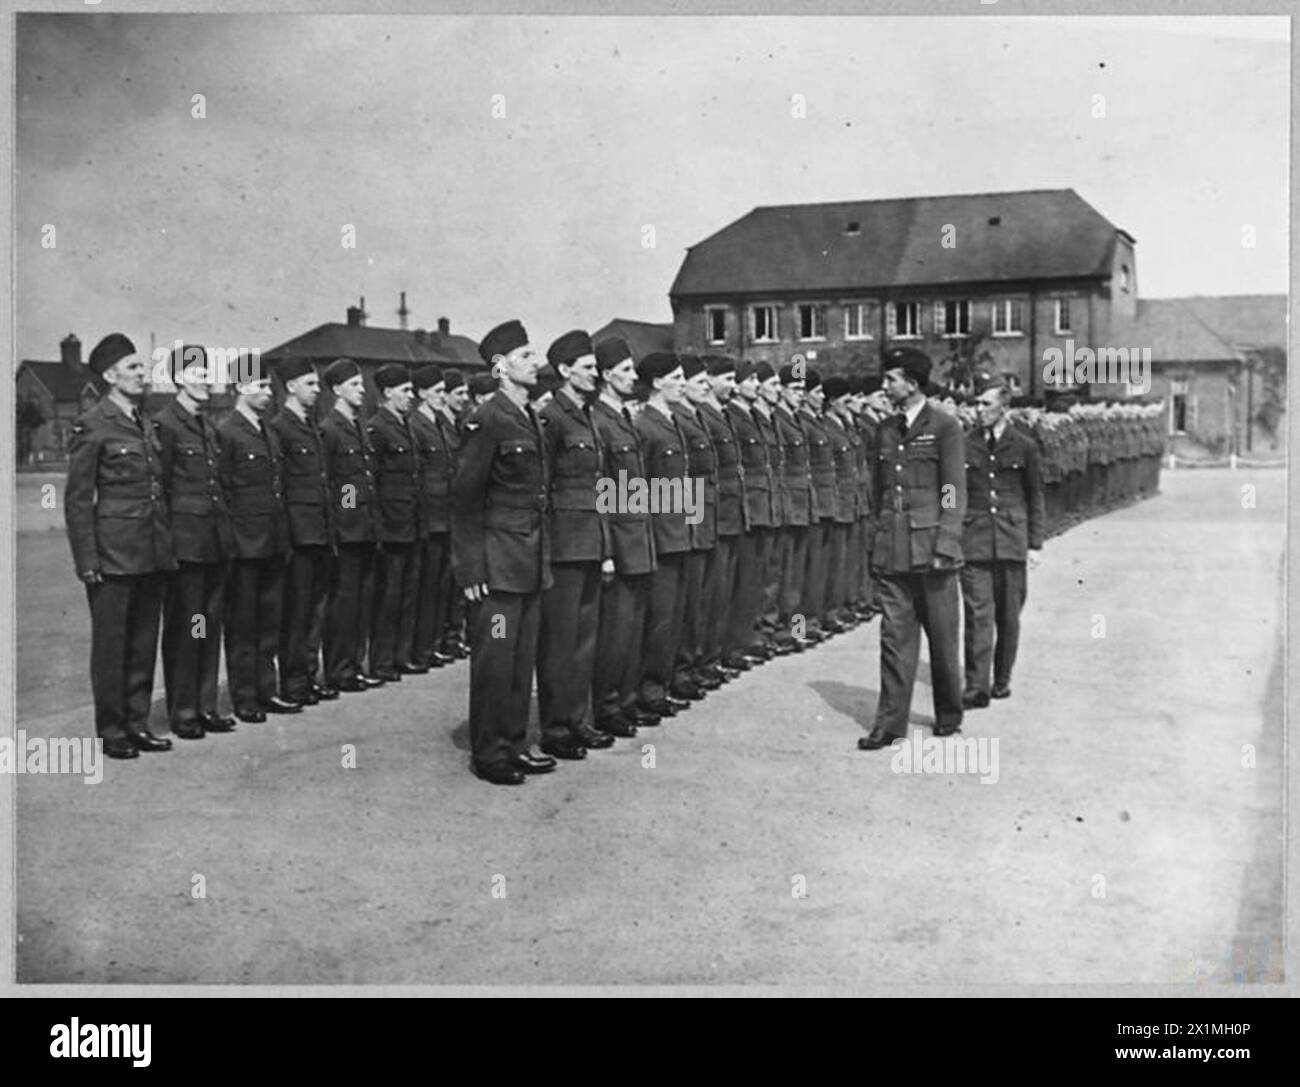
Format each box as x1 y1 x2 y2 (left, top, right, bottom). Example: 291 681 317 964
987 428 997 452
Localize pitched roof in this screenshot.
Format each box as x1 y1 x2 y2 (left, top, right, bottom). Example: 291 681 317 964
17 359 104 401
262 323 484 368
592 318 675 361
670 188 1127 298
1116 295 1287 364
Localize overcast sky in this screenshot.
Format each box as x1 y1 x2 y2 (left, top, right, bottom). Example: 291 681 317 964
15 13 1289 363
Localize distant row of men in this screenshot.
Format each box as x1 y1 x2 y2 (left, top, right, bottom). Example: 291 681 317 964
64 328 1162 779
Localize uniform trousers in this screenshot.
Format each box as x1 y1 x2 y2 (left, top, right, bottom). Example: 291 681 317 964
224 557 285 713
86 572 166 741
538 561 602 742
162 560 226 727
594 571 650 722
469 588 541 770
280 545 330 700
413 532 452 666
370 541 419 672
324 542 374 684
639 552 684 704
874 569 964 737
961 560 1028 696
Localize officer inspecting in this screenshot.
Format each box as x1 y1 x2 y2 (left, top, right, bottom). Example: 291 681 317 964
367 364 424 681
65 333 176 758
272 358 337 707
320 358 382 694
451 319 557 786
155 343 236 740
961 379 1045 707
218 367 298 723
536 330 616 759
860 346 967 751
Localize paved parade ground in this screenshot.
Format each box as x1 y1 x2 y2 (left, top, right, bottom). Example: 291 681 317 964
14 468 1284 987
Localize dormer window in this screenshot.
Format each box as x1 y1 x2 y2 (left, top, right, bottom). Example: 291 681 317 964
844 221 861 235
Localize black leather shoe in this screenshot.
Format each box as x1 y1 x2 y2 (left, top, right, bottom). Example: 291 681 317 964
641 699 676 718
336 677 368 693
132 729 173 752
512 749 558 774
398 661 430 675
722 654 753 671
670 682 706 701
312 684 340 701
630 709 660 729
962 690 990 710
201 713 238 733
857 727 898 751
235 708 267 723
540 736 587 760
358 673 386 688
425 651 456 668
933 721 962 737
372 668 402 683
991 684 1012 700
473 762 526 786
262 696 303 715
596 714 638 738
104 736 139 759
579 729 616 750
773 641 798 656
172 721 206 740
295 688 321 706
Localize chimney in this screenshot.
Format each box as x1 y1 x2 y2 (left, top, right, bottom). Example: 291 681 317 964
60 333 82 373
346 296 368 328
397 291 410 331
413 328 428 346
437 316 450 335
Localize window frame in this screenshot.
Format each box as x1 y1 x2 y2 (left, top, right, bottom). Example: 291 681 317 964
796 302 828 343
889 300 922 340
704 306 728 346
750 303 780 344
937 299 971 339
991 299 1024 337
1055 298 1073 336
843 302 874 341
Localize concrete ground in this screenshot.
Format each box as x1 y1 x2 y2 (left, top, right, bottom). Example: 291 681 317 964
14 468 1284 986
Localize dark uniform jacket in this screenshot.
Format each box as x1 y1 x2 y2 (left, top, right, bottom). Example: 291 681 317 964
591 398 656 576
872 402 967 573
451 391 552 595
65 396 176 577
540 390 610 564
699 401 745 536
802 407 836 521
726 399 773 530
823 412 859 525
634 402 692 557
755 405 786 527
270 404 332 549
154 398 231 564
672 403 717 551
962 422 1045 562
217 408 290 560
320 407 378 545
775 405 812 527
367 407 420 545
856 414 879 519
411 405 454 536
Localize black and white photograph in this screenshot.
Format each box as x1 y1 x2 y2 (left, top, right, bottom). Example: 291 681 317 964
5 5 1292 1003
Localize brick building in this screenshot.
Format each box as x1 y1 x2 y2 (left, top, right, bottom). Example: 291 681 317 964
16 335 104 464
669 188 1139 395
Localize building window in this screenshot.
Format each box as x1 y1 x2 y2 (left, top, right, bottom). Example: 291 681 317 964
844 303 873 340
705 306 727 345
887 301 921 339
1120 264 1131 293
936 299 971 337
751 304 778 343
1055 298 1072 335
991 299 1023 336
797 303 826 341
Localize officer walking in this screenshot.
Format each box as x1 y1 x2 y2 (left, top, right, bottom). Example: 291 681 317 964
960 379 1045 707
155 343 236 740
860 347 966 751
272 358 338 707
218 368 298 722
65 333 176 758
451 320 556 786
537 330 617 760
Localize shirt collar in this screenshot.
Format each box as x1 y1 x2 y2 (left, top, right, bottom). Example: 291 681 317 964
903 399 925 429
